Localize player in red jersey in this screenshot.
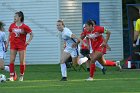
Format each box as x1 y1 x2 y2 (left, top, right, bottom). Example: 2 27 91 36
79 37 107 74
7 11 33 81
73 20 121 81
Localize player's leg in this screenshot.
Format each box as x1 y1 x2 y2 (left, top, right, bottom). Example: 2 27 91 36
98 56 122 70
0 58 9 72
86 51 103 81
19 50 26 81
71 57 78 70
78 49 89 66
60 51 71 81
71 48 80 71
105 60 122 70
96 56 108 75
86 60 90 72
9 49 17 81
0 58 4 70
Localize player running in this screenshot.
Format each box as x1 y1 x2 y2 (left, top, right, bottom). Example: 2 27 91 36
56 19 86 81
73 20 121 81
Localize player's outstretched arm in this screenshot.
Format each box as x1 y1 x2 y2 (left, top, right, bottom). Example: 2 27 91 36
71 34 87 47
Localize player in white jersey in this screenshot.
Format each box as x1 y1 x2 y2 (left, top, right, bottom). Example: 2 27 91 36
0 21 9 72
57 19 86 81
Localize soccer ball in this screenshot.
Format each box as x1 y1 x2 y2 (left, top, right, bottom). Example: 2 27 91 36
0 74 6 83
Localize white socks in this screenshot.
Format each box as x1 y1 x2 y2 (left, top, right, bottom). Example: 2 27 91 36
60 63 67 77
78 57 88 65
95 61 104 69
4 66 10 72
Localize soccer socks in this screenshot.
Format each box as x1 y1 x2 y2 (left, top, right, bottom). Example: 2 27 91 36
90 63 95 78
60 63 67 77
9 63 15 76
20 64 26 76
4 66 10 72
105 60 116 66
95 61 103 69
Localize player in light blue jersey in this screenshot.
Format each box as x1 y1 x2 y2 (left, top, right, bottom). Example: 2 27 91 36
0 21 9 72
57 19 86 81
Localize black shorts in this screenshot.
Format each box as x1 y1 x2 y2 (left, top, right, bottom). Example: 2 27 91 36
80 49 90 57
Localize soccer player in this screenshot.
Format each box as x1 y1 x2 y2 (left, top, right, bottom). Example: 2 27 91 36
73 20 121 81
134 18 140 46
0 21 9 72
78 37 106 74
57 19 86 81
7 11 33 81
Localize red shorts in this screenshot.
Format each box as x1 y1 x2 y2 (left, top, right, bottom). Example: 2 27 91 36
10 43 27 51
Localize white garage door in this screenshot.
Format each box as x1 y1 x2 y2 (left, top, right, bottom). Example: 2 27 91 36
0 0 60 64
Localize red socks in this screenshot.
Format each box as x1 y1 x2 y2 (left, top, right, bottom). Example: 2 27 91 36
10 62 26 78
10 63 15 76
105 60 116 66
20 64 26 76
90 63 96 78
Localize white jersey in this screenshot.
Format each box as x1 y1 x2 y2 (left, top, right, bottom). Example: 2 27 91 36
61 27 77 49
61 27 78 57
0 31 6 59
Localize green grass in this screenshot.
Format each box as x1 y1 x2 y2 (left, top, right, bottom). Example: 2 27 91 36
0 64 140 93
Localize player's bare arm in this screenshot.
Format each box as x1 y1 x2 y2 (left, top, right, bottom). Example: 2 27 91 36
26 32 33 45
6 32 11 50
72 34 86 48
133 31 139 47
71 34 87 48
101 30 111 47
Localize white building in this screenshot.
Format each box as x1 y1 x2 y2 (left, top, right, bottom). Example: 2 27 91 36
0 0 123 64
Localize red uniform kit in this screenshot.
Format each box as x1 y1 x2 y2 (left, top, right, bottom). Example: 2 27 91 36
9 23 32 50
81 26 106 54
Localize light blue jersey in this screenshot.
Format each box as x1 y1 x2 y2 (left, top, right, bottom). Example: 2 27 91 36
0 31 6 59
61 27 78 57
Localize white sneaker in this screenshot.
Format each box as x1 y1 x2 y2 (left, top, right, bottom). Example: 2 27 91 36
7 77 14 81
85 77 93 81
19 76 24 81
116 61 122 70
78 57 88 65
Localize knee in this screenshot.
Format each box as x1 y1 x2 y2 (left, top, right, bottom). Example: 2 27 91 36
10 57 15 62
60 59 65 64
90 58 97 64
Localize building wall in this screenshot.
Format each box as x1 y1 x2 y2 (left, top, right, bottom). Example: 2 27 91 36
0 0 60 64
60 0 123 61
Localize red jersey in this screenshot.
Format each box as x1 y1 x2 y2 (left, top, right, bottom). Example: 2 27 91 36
9 23 32 48
81 26 105 52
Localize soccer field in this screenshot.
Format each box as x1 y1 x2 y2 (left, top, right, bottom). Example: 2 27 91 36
0 65 140 93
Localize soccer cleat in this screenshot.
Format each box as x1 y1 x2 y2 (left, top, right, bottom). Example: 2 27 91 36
13 72 17 81
85 77 93 81
19 76 24 81
116 61 122 71
78 57 88 65
101 67 106 75
60 77 67 81
7 77 14 81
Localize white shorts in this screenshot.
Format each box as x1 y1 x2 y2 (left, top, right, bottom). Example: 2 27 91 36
64 47 79 58
0 51 6 59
